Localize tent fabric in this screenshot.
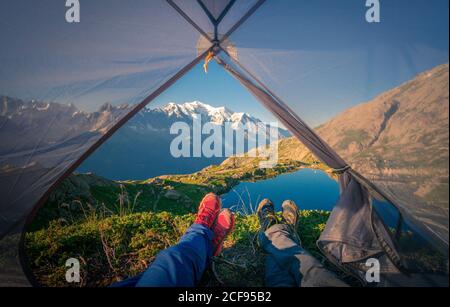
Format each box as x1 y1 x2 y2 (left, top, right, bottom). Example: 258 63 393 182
215 56 349 170
0 0 209 237
0 0 448 287
319 175 448 287
217 1 449 250
214 54 415 284
215 51 447 264
0 0 212 286
214 0 449 248
317 176 401 284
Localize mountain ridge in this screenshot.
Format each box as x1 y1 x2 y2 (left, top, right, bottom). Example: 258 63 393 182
77 100 289 179
128 100 289 138
274 63 449 242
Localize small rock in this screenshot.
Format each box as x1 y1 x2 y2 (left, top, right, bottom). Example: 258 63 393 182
164 189 182 200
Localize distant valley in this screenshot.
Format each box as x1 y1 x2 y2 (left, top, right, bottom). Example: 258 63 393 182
78 101 290 179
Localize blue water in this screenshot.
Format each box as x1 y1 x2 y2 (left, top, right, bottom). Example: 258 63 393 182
221 168 448 272
222 168 340 213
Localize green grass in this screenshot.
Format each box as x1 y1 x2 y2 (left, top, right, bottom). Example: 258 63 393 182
30 159 312 231
24 157 335 287
24 210 330 287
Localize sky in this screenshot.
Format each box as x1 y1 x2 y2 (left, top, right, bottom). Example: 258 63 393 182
0 0 448 127
151 0 450 126
150 60 271 120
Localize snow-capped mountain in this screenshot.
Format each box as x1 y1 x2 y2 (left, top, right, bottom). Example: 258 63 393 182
161 101 262 129
162 101 234 121
0 97 289 180
0 96 128 157
128 101 290 139
79 101 289 179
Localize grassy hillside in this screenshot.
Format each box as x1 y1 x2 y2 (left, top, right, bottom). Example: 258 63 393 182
29 157 318 231
24 153 337 287
25 210 330 287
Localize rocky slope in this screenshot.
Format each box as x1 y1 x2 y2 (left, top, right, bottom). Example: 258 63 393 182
277 64 449 242
0 97 129 234
0 97 128 157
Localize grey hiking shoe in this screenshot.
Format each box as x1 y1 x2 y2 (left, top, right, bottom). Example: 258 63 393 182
281 200 300 228
281 200 301 244
257 199 278 232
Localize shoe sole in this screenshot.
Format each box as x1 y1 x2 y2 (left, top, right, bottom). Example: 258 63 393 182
213 209 235 256
281 200 299 228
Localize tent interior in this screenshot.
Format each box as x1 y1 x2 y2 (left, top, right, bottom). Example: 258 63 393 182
0 0 448 287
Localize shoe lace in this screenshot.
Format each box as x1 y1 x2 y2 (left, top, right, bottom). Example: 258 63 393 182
197 206 217 223
260 206 277 228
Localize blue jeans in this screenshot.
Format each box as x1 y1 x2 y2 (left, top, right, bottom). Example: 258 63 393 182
259 224 348 287
112 223 213 287
113 223 347 287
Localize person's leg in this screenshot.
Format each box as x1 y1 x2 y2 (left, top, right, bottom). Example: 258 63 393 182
257 199 298 287
111 224 212 287
261 223 348 287
264 253 298 287
110 273 143 287
135 223 213 287
112 193 235 287
257 199 348 287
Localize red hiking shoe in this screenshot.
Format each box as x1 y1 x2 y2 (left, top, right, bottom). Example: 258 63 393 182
212 209 235 256
194 193 222 228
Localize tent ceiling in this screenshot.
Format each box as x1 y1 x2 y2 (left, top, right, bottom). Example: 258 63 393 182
202 0 233 19
0 0 448 287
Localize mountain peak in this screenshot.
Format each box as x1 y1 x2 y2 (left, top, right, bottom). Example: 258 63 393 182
158 101 237 124
137 101 289 138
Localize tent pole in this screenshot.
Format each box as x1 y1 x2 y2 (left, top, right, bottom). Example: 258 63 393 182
218 47 335 159
216 0 237 25
17 48 213 243
214 56 423 270
196 0 221 42
215 55 346 169
220 0 266 43
166 0 213 43
168 0 263 48
197 0 218 26
213 53 418 247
